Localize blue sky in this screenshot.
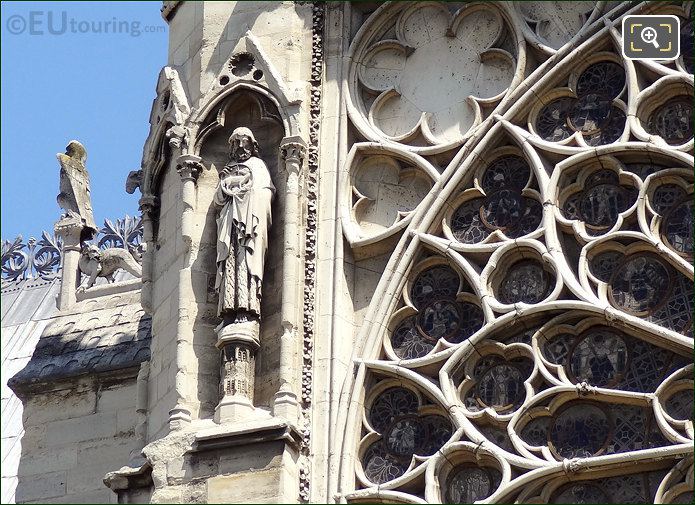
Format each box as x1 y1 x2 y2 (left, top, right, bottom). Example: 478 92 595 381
1 1 168 241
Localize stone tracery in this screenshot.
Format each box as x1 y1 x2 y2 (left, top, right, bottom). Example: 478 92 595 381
338 2 694 503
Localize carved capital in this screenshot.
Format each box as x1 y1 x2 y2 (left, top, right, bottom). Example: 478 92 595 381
176 154 204 183
138 194 159 215
280 137 307 170
54 216 85 248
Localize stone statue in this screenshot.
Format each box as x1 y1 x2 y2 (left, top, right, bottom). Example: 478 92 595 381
77 244 143 292
214 127 275 323
56 140 97 241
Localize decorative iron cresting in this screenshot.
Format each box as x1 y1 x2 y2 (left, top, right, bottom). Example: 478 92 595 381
1 214 143 284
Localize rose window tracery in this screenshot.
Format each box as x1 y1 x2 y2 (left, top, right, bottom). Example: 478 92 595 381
533 59 627 146
361 385 453 485
349 2 521 148
447 154 543 244
389 263 484 360
339 3 694 504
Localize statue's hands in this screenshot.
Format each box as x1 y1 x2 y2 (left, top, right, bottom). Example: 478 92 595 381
76 284 87 294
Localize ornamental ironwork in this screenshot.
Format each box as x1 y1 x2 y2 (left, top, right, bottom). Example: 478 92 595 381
1 214 143 284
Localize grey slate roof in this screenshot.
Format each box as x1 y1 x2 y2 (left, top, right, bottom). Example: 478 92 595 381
8 288 151 393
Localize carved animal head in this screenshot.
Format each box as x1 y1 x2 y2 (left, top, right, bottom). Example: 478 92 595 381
125 170 143 194
80 243 101 261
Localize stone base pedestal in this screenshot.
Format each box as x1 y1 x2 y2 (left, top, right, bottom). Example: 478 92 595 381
214 321 260 424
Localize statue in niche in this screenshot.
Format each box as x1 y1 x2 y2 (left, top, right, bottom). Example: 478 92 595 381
214 127 275 324
56 140 97 241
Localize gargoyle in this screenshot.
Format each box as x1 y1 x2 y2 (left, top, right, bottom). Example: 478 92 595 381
77 244 142 292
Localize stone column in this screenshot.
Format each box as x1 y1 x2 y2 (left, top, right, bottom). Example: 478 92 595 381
175 154 203 246
54 217 85 310
169 154 205 430
138 194 158 315
273 137 307 423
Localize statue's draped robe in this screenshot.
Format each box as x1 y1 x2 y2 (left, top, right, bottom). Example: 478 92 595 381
214 157 275 318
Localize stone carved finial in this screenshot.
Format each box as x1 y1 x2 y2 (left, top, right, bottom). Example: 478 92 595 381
56 140 97 241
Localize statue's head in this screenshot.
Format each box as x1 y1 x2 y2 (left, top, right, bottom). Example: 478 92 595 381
66 140 87 164
228 127 259 162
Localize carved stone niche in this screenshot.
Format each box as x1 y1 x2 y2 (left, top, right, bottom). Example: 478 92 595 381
195 90 286 417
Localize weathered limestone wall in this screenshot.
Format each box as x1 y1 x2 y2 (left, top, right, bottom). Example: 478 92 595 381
166 1 313 112
15 377 138 504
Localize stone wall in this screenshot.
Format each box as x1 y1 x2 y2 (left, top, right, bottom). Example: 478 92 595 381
15 376 138 504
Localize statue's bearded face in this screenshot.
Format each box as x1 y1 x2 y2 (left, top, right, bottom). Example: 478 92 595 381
231 136 254 161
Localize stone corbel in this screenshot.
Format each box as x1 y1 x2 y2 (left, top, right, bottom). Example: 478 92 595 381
273 136 308 423
139 194 159 315
54 216 86 310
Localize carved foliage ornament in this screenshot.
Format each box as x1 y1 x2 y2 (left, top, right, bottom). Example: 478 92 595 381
339 2 694 503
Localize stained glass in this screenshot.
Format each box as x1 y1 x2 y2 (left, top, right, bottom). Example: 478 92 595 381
652 184 686 214
575 62 626 98
417 299 460 341
369 388 419 433
590 251 623 282
568 328 629 387
362 441 409 484
450 199 490 243
498 261 551 304
481 190 525 230
569 94 613 133
475 363 527 412
392 317 434 359
446 466 501 504
609 254 672 315
665 389 693 421
578 182 631 228
419 415 453 456
522 417 551 447
411 265 459 309
535 62 626 144
552 483 610 504
662 197 694 257
481 156 530 193
452 302 484 343
646 98 694 145
384 416 425 457
537 98 574 142
549 403 611 458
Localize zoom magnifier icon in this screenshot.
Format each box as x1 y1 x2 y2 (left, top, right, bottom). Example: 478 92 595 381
623 15 680 60
640 26 660 48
